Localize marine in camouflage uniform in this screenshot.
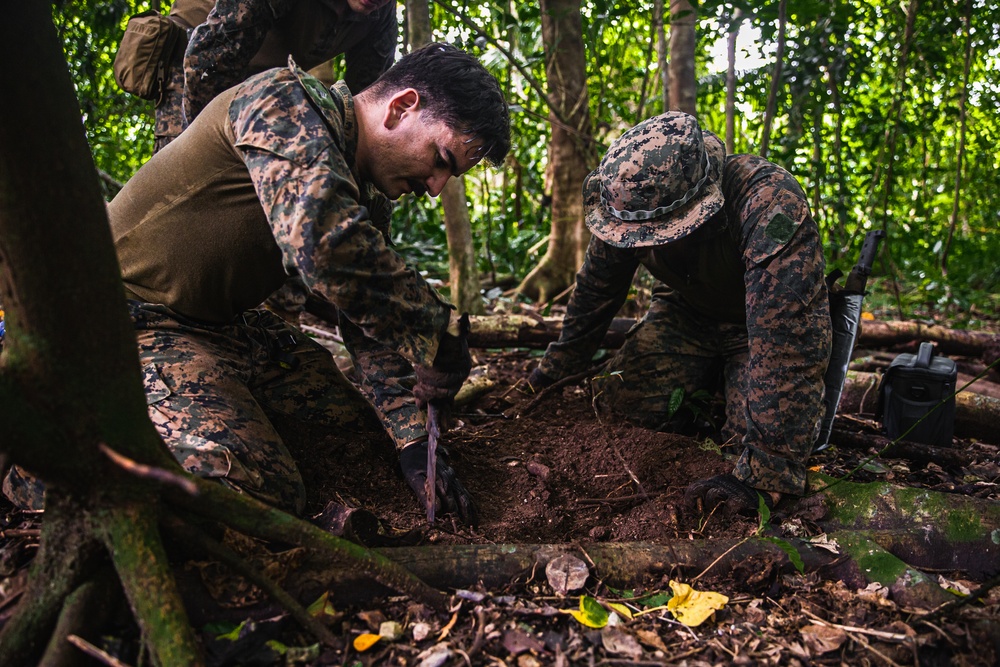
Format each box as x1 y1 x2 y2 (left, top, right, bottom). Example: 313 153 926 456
530 113 832 509
4 45 509 520
154 0 397 153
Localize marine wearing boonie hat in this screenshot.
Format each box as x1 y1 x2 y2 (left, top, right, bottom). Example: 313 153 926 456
584 112 726 248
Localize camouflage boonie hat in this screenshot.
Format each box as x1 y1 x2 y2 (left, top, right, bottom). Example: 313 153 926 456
585 112 726 248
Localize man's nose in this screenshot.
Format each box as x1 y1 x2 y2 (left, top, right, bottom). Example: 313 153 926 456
425 173 450 198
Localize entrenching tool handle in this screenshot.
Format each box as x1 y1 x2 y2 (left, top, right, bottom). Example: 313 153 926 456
844 230 886 293
425 403 440 524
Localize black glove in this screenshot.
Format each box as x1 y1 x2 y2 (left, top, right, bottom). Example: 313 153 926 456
413 316 472 411
683 474 772 520
527 366 556 392
400 441 479 526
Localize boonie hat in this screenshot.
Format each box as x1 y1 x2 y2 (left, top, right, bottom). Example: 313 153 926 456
584 112 726 248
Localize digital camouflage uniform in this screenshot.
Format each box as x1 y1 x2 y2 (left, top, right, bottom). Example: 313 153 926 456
536 113 832 496
154 0 396 153
3 64 451 513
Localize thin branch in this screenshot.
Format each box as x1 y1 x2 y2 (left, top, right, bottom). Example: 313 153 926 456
67 635 133 667
99 443 198 496
915 570 1000 625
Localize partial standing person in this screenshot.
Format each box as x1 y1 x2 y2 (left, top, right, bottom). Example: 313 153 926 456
4 44 510 524
527 112 832 518
155 0 398 153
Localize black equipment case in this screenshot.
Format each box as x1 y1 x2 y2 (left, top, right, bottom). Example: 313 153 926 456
877 342 957 447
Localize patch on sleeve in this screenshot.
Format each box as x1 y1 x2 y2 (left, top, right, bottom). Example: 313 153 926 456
765 213 797 246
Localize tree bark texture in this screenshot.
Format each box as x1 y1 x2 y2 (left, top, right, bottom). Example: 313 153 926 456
758 0 787 158
516 0 593 303
441 177 485 314
667 0 696 114
654 0 669 113
466 316 998 359
725 9 741 153
405 0 431 51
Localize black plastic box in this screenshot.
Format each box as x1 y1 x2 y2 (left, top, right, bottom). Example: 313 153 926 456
877 342 957 447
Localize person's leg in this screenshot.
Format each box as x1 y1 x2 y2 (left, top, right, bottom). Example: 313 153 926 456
132 304 307 514
594 286 727 431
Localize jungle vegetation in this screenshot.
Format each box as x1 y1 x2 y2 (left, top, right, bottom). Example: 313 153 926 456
62 0 1000 322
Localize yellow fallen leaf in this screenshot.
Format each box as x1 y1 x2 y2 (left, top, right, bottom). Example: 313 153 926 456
564 595 608 628
606 602 633 620
353 633 382 652
666 580 728 627
861 312 875 320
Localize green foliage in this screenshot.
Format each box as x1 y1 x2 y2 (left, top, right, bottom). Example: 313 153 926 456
54 1 154 184
65 0 1000 314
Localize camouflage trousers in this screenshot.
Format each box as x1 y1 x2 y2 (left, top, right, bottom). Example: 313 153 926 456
594 232 831 495
3 302 428 513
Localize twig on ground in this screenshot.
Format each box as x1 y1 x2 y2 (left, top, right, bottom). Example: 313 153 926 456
99 444 198 495
67 635 132 667
516 363 606 417
914 570 1000 625
691 538 748 584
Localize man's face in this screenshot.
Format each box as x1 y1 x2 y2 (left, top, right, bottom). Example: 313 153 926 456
346 0 394 15
360 90 484 201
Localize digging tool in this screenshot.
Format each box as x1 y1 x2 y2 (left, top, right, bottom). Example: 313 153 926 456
815 229 886 451
425 402 441 523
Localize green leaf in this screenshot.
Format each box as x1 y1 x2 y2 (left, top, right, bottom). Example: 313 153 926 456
215 620 249 641
763 536 805 573
640 592 671 608
667 387 685 419
566 595 609 628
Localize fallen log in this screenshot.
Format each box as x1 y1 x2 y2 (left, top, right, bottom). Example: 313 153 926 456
176 477 1000 625
856 320 1000 357
465 315 1000 359
466 314 634 350
840 371 1000 442
829 427 973 468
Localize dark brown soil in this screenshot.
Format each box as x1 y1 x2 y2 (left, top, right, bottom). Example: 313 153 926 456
287 348 751 546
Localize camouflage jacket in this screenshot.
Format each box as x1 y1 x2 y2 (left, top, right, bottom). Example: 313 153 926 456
538 154 820 379
182 0 396 123
111 63 452 366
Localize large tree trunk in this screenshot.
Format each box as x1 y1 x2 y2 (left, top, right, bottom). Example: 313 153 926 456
758 0 787 158
406 0 483 314
667 0 696 113
441 178 485 313
516 0 593 304
654 0 669 113
0 6 446 664
725 9 741 153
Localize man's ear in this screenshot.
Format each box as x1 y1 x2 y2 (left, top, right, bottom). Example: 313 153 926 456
382 88 421 130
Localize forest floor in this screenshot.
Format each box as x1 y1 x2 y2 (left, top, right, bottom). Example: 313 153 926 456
2 316 1000 665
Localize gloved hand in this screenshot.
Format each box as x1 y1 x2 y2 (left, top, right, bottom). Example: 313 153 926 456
400 441 479 526
526 366 556 392
683 473 772 520
413 315 472 412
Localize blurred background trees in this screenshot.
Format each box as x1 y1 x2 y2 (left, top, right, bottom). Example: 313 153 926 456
58 0 1000 324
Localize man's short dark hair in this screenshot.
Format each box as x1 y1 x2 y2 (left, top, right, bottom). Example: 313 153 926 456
368 43 511 167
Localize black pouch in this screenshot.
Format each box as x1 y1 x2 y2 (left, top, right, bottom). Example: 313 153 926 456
877 341 957 447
